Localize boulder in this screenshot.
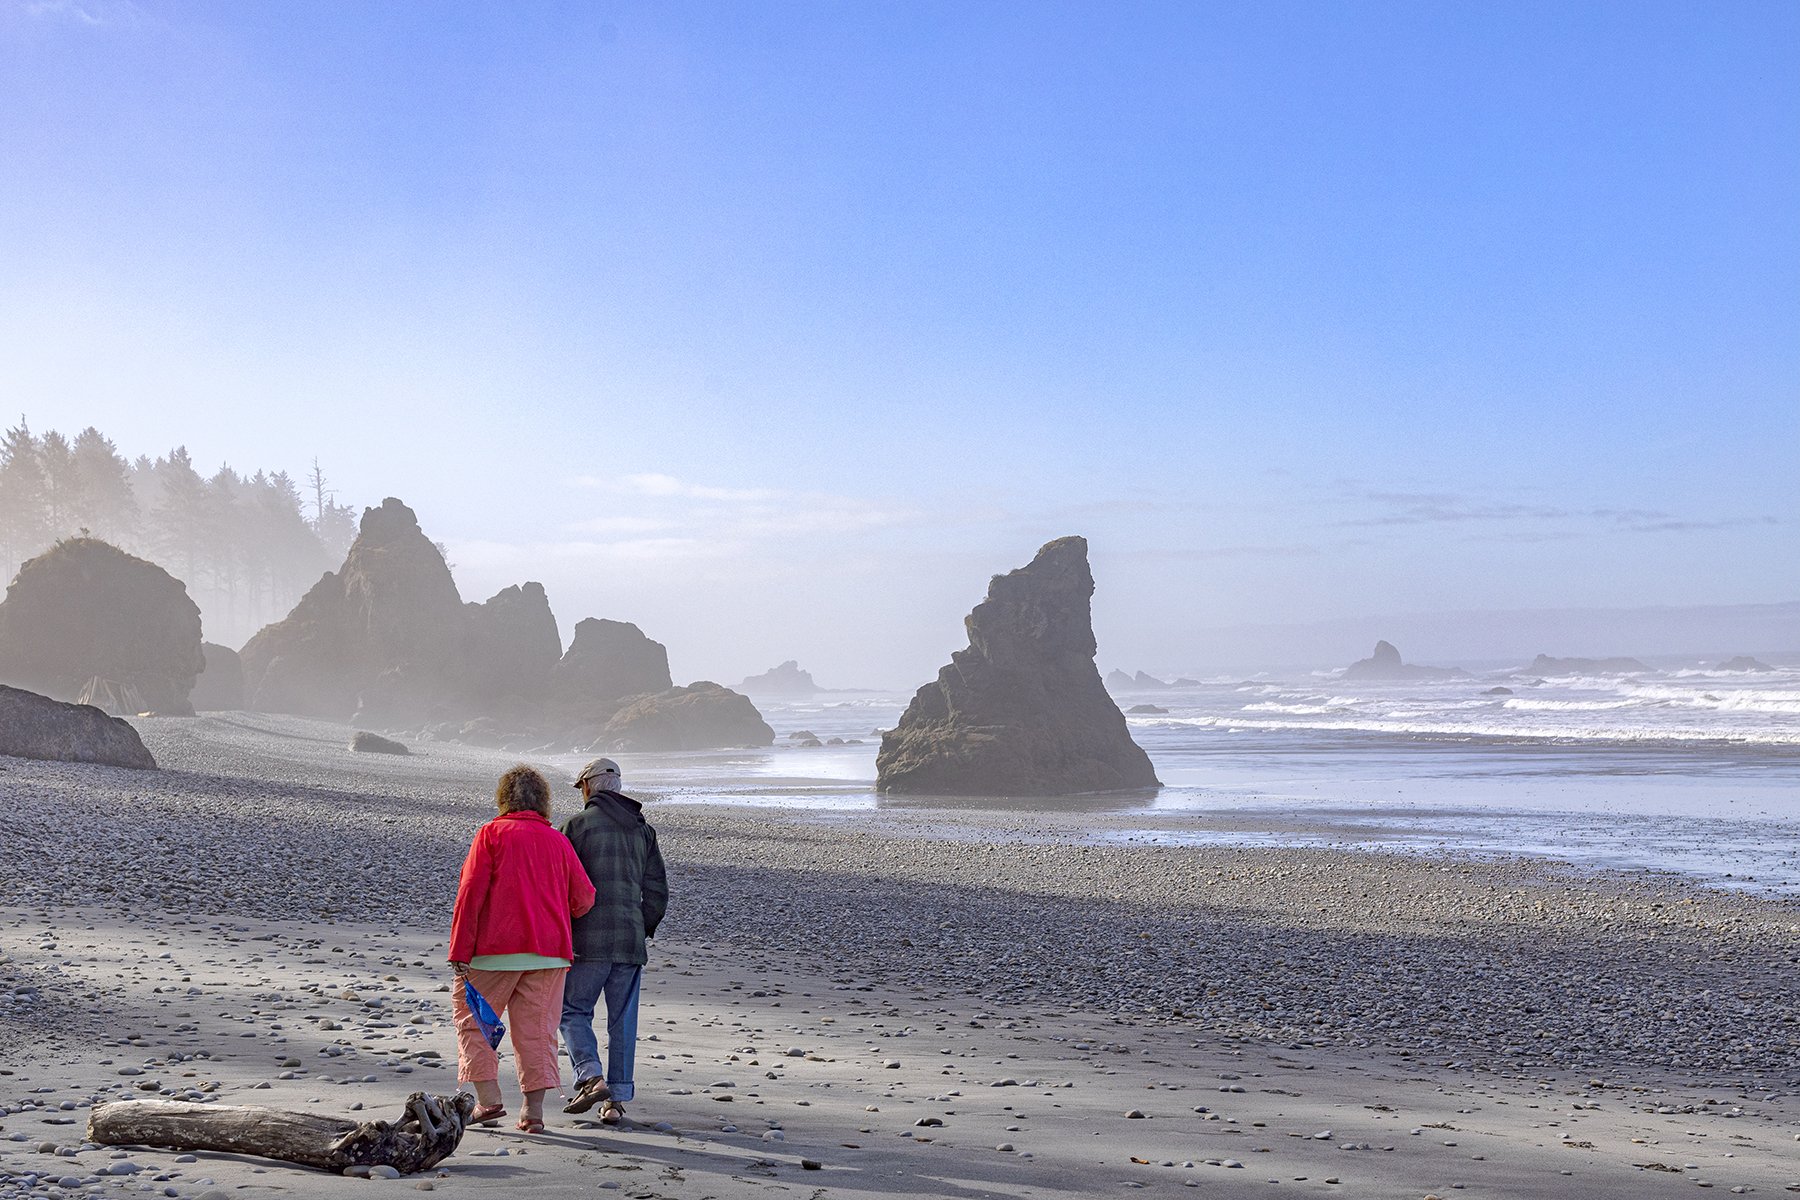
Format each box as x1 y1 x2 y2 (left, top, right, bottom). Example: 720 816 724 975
739 660 820 696
548 618 673 726
191 643 245 711
877 536 1159 796
0 538 204 716
0 683 156 769
593 681 775 752
1525 654 1650 676
241 499 467 724
1342 640 1468 681
1127 703 1168 714
350 730 411 756
1717 656 1772 673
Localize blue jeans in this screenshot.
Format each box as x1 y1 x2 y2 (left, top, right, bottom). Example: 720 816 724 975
559 961 642 1103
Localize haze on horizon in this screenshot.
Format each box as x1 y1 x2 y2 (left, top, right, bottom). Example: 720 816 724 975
2 0 1795 689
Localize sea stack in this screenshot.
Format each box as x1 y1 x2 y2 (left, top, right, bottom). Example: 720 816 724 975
877 536 1159 796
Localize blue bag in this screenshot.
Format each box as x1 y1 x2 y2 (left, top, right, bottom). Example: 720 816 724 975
463 980 506 1049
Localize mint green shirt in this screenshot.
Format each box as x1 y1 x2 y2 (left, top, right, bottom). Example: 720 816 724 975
468 952 570 971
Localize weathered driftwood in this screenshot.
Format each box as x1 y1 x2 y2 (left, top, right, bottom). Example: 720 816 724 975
86 1091 474 1175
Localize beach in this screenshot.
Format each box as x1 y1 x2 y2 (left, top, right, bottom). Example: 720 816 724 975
2 714 1798 1198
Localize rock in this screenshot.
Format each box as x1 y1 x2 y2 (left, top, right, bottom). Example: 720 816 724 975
240 499 468 723
0 683 155 768
788 730 818 740
1105 669 1134 690
0 537 204 715
1127 704 1168 714
877 536 1159 796
350 730 411 755
739 660 820 696
1133 671 1170 689
548 618 673 727
1716 656 1771 672
190 642 245 711
1524 653 1650 676
1483 686 1513 696
593 682 775 751
462 582 561 721
1342 640 1468 681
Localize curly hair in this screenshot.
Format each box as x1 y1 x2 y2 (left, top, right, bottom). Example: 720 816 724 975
495 764 552 817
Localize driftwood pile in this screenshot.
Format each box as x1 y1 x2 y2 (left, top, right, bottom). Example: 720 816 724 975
86 1090 475 1176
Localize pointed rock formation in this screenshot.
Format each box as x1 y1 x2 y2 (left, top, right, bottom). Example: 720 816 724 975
877 537 1158 796
0 684 157 769
0 538 204 715
739 660 819 696
1342 640 1468 681
463 582 561 721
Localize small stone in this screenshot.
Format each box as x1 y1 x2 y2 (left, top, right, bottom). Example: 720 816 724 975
1125 1109 1146 1119
801 1159 822 1170
762 1129 785 1141
996 1143 1014 1152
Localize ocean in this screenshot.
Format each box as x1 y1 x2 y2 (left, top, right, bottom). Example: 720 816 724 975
607 659 1800 896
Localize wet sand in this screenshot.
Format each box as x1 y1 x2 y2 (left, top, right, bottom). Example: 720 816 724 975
2 713 1797 1198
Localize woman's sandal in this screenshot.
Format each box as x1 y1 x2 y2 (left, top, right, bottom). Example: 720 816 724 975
599 1100 625 1127
469 1103 506 1127
515 1116 546 1134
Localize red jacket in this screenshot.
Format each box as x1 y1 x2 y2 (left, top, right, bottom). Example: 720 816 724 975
448 811 596 963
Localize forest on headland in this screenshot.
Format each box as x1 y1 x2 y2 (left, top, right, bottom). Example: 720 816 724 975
0 416 358 647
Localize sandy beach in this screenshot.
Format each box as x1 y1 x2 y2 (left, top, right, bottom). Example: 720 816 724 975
3 714 1798 1198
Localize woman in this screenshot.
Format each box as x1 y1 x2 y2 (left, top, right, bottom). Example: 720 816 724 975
449 764 596 1133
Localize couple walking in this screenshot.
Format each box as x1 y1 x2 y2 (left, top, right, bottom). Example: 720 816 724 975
446 757 668 1134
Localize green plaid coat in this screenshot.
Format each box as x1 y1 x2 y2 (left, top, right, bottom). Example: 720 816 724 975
560 791 669 965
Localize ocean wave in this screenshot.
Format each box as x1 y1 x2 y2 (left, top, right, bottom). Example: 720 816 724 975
1149 713 1800 746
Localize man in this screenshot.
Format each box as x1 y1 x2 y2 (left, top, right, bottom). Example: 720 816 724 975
558 757 668 1125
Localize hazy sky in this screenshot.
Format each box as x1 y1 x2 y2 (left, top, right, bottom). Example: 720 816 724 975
3 0 1796 685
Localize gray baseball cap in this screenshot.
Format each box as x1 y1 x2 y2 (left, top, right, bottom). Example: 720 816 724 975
573 757 621 789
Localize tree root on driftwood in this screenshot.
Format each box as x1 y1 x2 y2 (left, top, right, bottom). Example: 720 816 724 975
86 1091 475 1175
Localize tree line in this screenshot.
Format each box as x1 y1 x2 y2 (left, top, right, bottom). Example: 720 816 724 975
0 416 359 648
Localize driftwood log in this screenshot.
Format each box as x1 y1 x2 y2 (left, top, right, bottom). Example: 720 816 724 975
86 1091 475 1175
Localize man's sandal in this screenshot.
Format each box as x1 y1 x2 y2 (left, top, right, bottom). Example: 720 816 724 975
562 1076 612 1115
515 1116 545 1134
599 1100 625 1126
469 1103 506 1126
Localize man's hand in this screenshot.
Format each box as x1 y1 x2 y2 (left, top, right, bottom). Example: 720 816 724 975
451 961 471 979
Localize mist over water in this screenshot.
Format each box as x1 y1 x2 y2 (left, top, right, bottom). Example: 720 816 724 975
583 663 1800 895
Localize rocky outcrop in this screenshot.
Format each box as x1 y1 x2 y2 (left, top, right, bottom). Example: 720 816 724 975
1717 656 1772 673
241 499 468 724
1127 703 1168 714
0 538 203 715
191 643 245 711
548 618 672 727
1342 641 1468 682
877 537 1159 797
1105 669 1134 691
463 583 561 721
739 660 819 696
350 730 411 755
1525 654 1649 676
0 684 156 769
594 682 775 752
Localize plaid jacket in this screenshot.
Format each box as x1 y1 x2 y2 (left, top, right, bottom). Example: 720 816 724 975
561 791 668 965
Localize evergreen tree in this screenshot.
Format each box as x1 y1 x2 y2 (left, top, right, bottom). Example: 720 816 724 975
37 430 79 536
0 417 49 577
69 427 139 545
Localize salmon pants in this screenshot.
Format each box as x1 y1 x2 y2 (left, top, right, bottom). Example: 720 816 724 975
453 967 568 1094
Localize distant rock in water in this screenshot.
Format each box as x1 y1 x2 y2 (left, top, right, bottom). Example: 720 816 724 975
0 538 203 716
1105 669 1134 691
1342 640 1468 681
350 730 411 755
1127 703 1169 714
1526 654 1650 676
877 536 1159 797
1133 671 1170 689
1105 669 1173 690
463 582 562 722
1716 656 1772 673
740 660 820 695
191 642 245 711
1484 686 1514 696
0 683 156 769
595 681 775 752
548 618 673 725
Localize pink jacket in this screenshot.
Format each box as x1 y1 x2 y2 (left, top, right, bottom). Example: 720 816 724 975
448 811 596 963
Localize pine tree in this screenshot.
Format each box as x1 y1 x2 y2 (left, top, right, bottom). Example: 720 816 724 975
70 427 139 545
0 416 49 577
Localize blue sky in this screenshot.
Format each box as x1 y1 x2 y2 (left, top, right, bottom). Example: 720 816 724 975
2 0 1795 683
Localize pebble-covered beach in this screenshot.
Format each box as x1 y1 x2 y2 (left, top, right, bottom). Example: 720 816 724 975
2 713 1797 1198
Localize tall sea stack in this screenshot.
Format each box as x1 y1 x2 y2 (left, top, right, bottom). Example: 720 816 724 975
877 536 1159 796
